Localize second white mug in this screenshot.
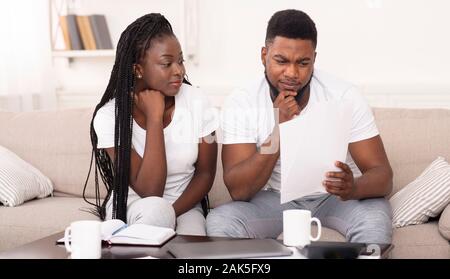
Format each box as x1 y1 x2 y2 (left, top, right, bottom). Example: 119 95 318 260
283 209 321 247
64 220 102 259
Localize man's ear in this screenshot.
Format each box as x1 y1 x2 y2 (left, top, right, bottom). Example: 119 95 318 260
313 51 317 63
133 64 144 78
261 46 267 67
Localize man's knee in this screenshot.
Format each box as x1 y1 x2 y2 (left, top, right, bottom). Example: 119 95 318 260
129 196 176 229
348 198 392 244
206 203 251 238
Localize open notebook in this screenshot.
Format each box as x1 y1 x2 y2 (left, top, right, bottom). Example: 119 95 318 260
57 219 176 246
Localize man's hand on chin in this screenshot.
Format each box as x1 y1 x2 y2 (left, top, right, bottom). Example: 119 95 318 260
273 91 300 124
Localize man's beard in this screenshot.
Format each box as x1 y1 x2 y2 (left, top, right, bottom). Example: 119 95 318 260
265 71 314 103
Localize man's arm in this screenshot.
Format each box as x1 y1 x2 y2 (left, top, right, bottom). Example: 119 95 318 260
222 91 300 201
350 135 393 198
222 130 280 201
323 135 393 200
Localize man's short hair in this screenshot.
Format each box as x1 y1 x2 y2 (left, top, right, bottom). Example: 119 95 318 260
265 9 317 48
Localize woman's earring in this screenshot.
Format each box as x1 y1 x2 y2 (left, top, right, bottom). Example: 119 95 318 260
137 74 142 79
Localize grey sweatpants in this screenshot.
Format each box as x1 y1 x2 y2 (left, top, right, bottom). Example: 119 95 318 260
106 196 206 236
206 190 392 244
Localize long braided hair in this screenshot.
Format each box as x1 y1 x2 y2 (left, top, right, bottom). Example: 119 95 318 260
82 13 191 222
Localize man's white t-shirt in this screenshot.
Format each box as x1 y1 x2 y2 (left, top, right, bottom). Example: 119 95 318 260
93 83 220 203
221 69 379 192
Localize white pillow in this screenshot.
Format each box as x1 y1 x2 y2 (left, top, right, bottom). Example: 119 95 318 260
0 145 53 206
390 157 450 228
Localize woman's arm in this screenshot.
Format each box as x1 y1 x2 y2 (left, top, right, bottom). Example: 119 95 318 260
172 134 218 217
104 89 168 197
130 120 167 197
104 120 167 197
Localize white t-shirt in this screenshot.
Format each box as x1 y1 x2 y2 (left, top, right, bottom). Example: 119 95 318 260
221 69 379 192
93 84 220 203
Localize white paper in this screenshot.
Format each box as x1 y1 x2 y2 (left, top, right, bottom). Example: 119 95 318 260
279 101 352 203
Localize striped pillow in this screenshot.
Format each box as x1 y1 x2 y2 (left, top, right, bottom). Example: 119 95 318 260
390 157 450 228
0 145 53 206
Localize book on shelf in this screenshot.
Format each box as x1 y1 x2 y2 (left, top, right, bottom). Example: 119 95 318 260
76 15 97 50
65 14 84 50
89 14 113 49
59 15 71 50
57 219 176 246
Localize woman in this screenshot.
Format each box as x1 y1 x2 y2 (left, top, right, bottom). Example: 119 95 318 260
83 13 218 236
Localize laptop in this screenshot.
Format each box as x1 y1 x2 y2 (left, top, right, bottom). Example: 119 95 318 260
168 239 293 259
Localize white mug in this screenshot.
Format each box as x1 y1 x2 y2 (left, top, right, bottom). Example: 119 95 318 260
64 220 102 259
283 209 322 247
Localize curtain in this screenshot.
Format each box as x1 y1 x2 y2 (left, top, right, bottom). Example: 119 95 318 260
0 0 55 111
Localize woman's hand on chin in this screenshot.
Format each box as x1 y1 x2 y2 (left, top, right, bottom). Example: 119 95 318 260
134 89 165 122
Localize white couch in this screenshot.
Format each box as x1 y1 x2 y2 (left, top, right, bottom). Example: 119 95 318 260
0 107 449 258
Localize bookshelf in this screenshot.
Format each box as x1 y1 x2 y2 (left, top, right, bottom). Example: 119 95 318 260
52 50 115 58
48 0 186 109
49 0 115 61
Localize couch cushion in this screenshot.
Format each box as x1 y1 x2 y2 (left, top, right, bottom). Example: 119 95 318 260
391 221 450 258
390 156 450 228
373 108 450 197
439 204 450 240
312 225 346 242
0 109 106 199
208 144 231 208
0 197 99 251
0 145 53 206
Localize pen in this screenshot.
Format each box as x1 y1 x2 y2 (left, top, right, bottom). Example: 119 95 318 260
111 224 128 235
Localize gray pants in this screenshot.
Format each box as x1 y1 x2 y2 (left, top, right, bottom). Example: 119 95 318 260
106 196 206 236
206 190 392 244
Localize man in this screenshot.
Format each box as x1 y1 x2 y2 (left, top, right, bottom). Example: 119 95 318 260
206 9 393 244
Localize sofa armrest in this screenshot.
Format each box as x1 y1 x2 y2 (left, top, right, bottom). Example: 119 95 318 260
439 204 450 240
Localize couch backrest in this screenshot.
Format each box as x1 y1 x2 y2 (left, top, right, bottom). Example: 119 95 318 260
372 108 450 198
1 107 449 204
208 143 230 208
210 108 450 206
0 108 105 199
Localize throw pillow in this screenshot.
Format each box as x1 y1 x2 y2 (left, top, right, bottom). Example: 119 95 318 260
0 145 53 206
438 204 450 240
390 156 450 228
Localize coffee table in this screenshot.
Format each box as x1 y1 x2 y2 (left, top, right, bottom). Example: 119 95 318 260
0 232 228 259
0 232 393 259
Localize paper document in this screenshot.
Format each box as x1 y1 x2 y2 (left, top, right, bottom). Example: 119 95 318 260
279 101 352 203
